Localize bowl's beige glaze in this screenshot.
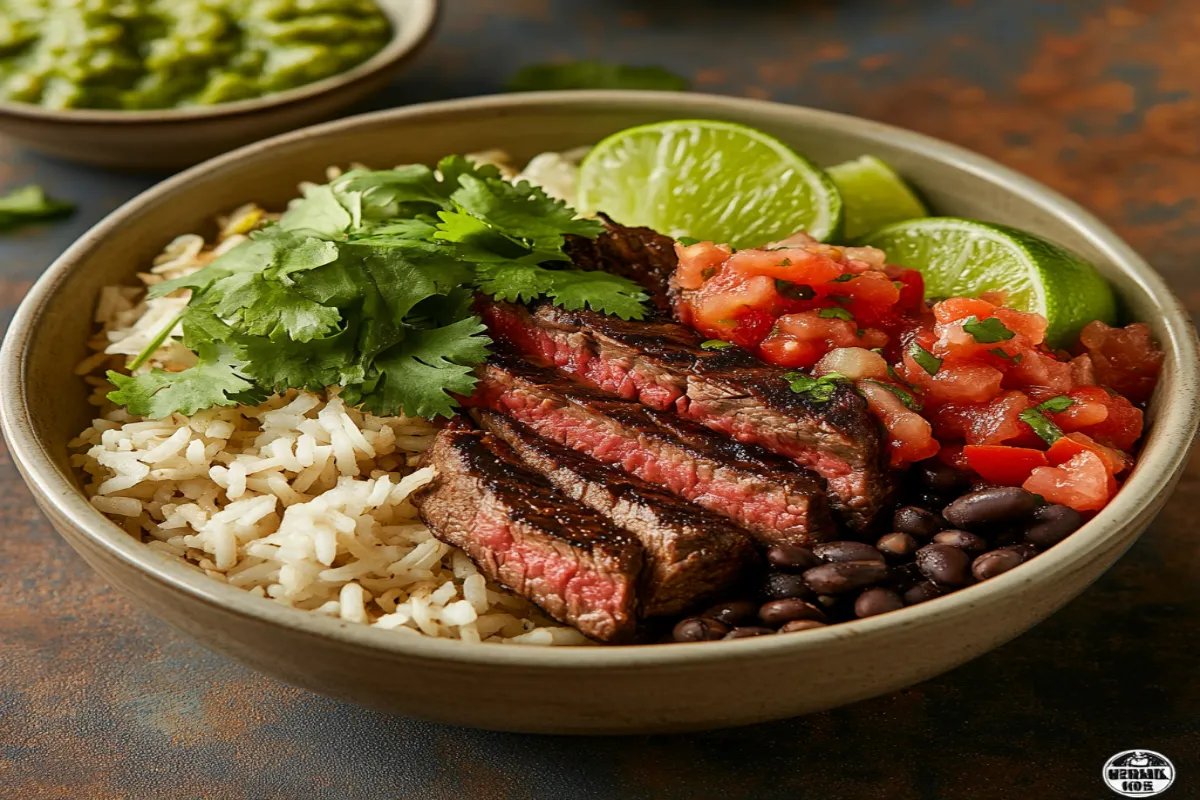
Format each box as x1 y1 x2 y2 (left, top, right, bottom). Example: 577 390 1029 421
0 0 438 170
3 92 1197 734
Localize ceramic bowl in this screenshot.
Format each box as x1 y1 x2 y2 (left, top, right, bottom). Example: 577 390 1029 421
0 0 439 170
3 92 1197 734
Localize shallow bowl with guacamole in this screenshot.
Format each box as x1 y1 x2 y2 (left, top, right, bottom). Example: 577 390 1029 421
0 0 438 170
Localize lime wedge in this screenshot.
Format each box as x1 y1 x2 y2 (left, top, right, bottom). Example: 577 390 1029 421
827 155 928 239
858 217 1117 347
577 119 843 247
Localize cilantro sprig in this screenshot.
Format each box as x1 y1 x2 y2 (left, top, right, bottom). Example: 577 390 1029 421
962 315 1015 343
1018 395 1076 445
108 156 648 420
783 372 848 403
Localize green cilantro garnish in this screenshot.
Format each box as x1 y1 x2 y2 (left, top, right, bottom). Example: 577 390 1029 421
1018 395 1076 445
829 273 855 283
819 307 854 321
962 315 1016 343
0 185 74 232
701 339 734 350
783 372 847 402
506 62 689 92
909 343 942 376
775 279 816 301
109 156 647 420
989 347 1023 363
677 236 701 247
779 258 792 267
861 379 923 411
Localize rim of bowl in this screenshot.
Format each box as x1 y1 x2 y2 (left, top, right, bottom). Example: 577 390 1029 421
0 0 439 124
3 91 1198 670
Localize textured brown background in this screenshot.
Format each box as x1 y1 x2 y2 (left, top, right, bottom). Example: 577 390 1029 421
2 1 1198 798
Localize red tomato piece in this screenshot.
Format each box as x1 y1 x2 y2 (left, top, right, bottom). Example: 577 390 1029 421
1046 432 1128 475
1050 386 1144 452
1079 321 1164 404
1023 450 1111 512
964 445 1049 486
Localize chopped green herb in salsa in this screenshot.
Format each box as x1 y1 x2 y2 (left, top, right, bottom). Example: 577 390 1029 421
0 0 392 110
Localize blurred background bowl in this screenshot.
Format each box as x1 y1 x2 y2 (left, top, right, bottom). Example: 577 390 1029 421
2 92 1197 733
0 0 439 171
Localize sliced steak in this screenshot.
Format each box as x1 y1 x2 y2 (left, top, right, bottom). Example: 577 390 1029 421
480 298 891 530
564 215 678 314
468 356 835 546
473 409 759 616
413 420 642 643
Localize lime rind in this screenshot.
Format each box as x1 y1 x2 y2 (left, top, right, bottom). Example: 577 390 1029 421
577 119 844 247
858 217 1117 347
827 155 929 240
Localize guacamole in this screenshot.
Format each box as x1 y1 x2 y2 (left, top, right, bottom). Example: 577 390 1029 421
0 0 392 110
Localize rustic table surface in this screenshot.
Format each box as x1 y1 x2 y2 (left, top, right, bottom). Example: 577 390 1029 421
3 1 1197 798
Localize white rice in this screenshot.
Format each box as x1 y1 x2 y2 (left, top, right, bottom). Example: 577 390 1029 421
70 157 592 646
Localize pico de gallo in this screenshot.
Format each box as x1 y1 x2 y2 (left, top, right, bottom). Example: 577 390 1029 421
673 233 1163 514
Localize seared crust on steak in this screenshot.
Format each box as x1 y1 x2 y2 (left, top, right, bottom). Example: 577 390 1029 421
474 409 759 616
413 420 642 642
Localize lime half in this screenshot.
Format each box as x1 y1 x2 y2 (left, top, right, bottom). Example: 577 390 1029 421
827 155 928 239
577 120 843 247
858 217 1117 347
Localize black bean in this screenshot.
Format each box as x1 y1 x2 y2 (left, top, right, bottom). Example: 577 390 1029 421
855 587 905 618
813 541 886 563
971 549 1025 581
943 487 1042 530
915 543 973 586
919 459 971 494
758 598 827 626
765 544 822 572
763 572 813 600
903 581 944 605
673 617 729 642
802 560 889 594
877 532 920 561
1002 543 1038 562
814 594 840 610
886 561 924 591
1023 504 1085 548
701 600 759 627
779 619 828 633
932 529 989 554
723 626 775 639
893 506 942 538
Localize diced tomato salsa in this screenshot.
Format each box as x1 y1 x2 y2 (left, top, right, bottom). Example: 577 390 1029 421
673 235 1164 513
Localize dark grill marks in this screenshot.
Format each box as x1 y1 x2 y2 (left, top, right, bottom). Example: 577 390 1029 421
479 298 891 531
412 420 642 643
563 215 679 315
473 410 760 616
468 356 836 546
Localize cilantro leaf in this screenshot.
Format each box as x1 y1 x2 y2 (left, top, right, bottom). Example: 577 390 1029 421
279 184 354 237
1018 396 1075 445
206 273 342 342
819 307 854 321
106 344 259 418
449 173 604 252
828 273 855 283
701 339 734 350
352 318 492 419
783 371 847 402
545 270 649 319
0 185 74 231
676 236 701 247
909 343 943 376
506 61 689 92
962 315 1015 343
989 347 1023 363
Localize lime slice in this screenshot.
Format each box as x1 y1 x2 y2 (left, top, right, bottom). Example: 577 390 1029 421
577 119 843 247
858 217 1117 347
827 155 928 239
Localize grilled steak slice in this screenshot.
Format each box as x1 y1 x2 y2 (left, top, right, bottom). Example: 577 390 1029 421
468 356 835 546
564 215 678 314
413 420 642 642
474 409 759 616
480 298 891 531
